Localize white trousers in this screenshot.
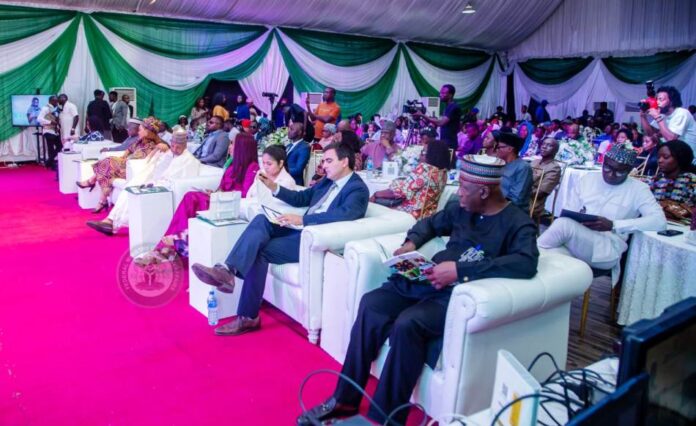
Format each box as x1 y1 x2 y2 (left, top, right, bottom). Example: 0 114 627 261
538 217 621 270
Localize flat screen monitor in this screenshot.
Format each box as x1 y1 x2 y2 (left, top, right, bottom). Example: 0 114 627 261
567 373 648 426
11 95 52 127
617 297 696 425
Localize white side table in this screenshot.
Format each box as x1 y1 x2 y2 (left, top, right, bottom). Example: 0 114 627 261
58 151 80 194
320 249 350 363
128 188 174 257
75 159 102 209
188 215 249 319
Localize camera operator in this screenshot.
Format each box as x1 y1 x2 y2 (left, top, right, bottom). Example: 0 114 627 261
413 84 461 166
641 85 696 162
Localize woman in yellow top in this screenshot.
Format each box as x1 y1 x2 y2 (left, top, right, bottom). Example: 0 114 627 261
211 93 229 121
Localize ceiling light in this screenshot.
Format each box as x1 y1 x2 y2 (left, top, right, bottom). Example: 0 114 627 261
462 3 476 14
149 0 157 4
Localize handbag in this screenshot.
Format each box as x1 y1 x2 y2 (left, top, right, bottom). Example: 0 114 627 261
209 191 241 219
373 197 404 207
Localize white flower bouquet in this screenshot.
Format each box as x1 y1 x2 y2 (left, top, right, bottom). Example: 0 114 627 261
396 145 423 173
556 137 595 165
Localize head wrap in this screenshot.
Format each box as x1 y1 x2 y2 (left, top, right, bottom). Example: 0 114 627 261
171 126 188 143
323 123 337 135
459 155 506 184
605 144 637 166
141 116 163 134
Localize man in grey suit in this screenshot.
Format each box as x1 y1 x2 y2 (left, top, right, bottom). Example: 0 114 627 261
194 115 230 168
111 94 130 143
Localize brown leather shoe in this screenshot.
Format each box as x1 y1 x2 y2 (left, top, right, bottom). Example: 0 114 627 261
191 263 235 293
214 316 260 336
86 220 113 236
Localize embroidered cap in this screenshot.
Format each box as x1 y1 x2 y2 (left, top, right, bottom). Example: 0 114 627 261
171 126 188 143
459 154 506 184
605 144 637 166
127 117 143 126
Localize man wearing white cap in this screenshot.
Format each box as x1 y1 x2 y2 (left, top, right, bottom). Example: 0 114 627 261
298 154 539 426
101 118 143 153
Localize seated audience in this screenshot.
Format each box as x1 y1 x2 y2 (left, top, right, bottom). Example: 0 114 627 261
538 145 666 276
517 120 534 156
297 154 539 426
598 128 631 163
76 116 164 213
363 121 379 142
360 120 399 169
456 122 483 158
191 142 370 335
522 125 546 158
285 122 311 185
318 123 337 149
479 129 499 156
72 116 105 144
529 138 562 219
193 115 230 168
241 145 299 220
419 127 438 148
177 115 189 130
334 130 363 171
497 132 533 212
636 134 660 176
371 140 450 219
137 133 260 264
86 128 201 236
101 119 142 153
649 140 696 223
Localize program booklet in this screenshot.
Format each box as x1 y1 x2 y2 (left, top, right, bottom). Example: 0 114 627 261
262 205 304 230
560 209 599 223
125 185 169 195
383 251 435 281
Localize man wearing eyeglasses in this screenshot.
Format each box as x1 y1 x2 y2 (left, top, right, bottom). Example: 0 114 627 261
538 145 665 278
193 115 230 168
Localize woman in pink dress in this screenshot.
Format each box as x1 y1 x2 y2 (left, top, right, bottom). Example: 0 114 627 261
136 133 260 265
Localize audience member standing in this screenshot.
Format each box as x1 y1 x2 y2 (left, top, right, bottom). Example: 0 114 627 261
414 84 461 166
111 94 130 143
641 86 696 163
57 94 79 142
190 97 209 129
86 90 112 139
37 96 61 170
306 87 341 140
211 93 230 122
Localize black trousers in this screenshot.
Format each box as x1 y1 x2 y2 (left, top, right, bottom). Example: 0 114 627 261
335 277 451 425
44 133 62 169
224 215 301 318
112 126 128 143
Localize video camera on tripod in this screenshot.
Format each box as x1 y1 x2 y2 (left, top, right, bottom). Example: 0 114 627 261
402 99 426 115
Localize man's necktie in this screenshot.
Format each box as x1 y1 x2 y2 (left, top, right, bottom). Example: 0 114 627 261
306 182 337 215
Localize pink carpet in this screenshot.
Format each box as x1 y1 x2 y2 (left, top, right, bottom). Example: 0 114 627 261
0 165 425 425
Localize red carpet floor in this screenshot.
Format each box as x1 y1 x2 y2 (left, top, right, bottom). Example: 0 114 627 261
0 165 424 425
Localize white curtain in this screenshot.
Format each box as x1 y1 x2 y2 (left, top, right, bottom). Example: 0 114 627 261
0 128 37 161
61 20 106 137
93 19 272 90
509 0 696 61
379 54 420 118
0 20 73 74
277 29 399 91
238 38 290 116
476 60 507 119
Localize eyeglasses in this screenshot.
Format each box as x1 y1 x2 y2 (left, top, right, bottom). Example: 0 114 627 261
250 125 258 129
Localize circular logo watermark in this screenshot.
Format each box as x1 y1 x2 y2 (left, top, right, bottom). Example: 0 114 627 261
116 244 185 308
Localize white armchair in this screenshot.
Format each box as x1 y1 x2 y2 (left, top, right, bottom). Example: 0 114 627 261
72 141 120 160
334 233 592 420
260 203 416 344
171 164 224 206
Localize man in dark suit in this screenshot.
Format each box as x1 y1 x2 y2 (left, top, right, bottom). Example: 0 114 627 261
286 122 311 185
86 89 112 139
297 155 540 425
192 142 370 336
193 115 230 168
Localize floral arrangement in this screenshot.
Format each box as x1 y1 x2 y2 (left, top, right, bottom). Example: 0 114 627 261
395 145 423 173
258 126 288 152
194 123 206 142
555 137 595 165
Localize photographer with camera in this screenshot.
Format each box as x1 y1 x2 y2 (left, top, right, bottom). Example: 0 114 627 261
640 85 696 163
413 84 461 166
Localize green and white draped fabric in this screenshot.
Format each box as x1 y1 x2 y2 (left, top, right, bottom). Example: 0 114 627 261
513 51 696 122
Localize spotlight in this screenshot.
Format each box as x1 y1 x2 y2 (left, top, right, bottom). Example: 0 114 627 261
462 3 476 14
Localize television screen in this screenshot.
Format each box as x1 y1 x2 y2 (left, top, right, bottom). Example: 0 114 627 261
11 95 52 127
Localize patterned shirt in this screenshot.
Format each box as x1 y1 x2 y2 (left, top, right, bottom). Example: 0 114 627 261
649 172 696 207
76 131 105 144
389 163 447 219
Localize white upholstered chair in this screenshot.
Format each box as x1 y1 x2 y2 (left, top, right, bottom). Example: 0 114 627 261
328 233 592 420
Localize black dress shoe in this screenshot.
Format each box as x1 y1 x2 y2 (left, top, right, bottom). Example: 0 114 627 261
296 397 359 425
86 220 113 236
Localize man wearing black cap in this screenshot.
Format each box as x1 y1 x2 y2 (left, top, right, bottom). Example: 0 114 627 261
297 155 539 426
496 131 533 212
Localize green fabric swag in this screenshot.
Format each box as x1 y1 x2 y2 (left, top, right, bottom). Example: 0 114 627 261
92 12 267 59
519 57 594 84
406 41 490 71
602 50 695 84
0 5 76 46
404 48 495 111
0 17 79 141
84 16 272 125
276 32 400 118
280 27 395 67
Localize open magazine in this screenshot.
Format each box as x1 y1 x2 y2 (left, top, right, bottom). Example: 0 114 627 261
262 205 304 230
384 251 435 281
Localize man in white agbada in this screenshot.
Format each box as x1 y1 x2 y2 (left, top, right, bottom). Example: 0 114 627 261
537 145 666 284
86 127 201 235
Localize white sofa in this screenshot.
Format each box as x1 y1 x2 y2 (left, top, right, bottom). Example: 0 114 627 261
71 141 121 160
330 233 592 420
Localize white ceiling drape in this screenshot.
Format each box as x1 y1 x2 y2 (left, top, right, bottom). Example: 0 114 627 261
0 20 73 73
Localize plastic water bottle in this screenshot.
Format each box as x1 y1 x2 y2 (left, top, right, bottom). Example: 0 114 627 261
366 158 374 179
207 290 219 326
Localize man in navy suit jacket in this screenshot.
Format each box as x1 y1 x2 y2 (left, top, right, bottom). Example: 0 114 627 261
192 142 369 336
285 122 311 185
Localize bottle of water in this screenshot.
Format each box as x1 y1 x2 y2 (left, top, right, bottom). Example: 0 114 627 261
366 158 374 179
207 290 218 326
